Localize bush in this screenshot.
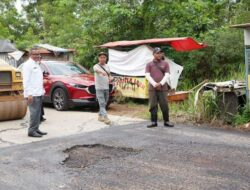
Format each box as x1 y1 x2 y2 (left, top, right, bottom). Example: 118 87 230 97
194 91 220 122
233 105 250 126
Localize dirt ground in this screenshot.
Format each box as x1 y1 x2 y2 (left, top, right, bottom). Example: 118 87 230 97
108 102 199 124
108 102 148 119
108 102 250 131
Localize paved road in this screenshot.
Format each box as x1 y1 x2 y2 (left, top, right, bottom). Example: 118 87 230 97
0 107 144 148
0 121 250 190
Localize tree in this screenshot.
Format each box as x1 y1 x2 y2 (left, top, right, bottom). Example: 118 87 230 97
1 0 246 82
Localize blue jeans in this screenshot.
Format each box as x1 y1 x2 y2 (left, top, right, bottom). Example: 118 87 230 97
96 89 109 117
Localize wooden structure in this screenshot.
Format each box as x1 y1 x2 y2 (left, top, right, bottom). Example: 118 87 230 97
22 44 75 63
231 23 250 103
99 37 206 101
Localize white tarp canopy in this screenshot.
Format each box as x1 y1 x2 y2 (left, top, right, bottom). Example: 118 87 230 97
108 45 183 89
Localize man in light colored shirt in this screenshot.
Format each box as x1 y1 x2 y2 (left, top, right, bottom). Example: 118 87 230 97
22 49 47 137
93 52 112 125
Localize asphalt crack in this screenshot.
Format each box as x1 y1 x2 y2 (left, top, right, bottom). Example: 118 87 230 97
0 121 28 145
0 136 16 145
0 121 28 133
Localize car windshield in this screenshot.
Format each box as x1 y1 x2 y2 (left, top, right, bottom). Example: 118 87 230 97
46 62 90 75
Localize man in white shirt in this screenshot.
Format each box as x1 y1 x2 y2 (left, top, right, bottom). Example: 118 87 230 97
22 49 47 137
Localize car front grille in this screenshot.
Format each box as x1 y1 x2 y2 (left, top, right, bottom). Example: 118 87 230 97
87 84 114 95
109 84 113 93
88 85 96 95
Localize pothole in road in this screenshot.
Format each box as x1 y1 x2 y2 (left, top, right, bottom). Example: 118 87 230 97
62 144 140 169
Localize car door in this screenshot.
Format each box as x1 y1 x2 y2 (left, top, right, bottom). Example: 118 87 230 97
40 63 51 96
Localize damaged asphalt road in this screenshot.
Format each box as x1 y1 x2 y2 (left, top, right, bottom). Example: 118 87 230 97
0 122 250 190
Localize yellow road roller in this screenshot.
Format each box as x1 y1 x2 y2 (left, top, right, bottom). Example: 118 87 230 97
0 59 27 121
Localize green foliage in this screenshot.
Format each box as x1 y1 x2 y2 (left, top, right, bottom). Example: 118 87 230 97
233 105 250 126
0 0 248 81
0 0 26 41
183 27 244 82
169 92 197 121
198 91 220 121
232 0 250 24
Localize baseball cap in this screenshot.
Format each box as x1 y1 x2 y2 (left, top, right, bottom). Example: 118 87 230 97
153 47 163 54
98 52 108 57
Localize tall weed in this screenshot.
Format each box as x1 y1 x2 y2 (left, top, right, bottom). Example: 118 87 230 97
233 105 250 126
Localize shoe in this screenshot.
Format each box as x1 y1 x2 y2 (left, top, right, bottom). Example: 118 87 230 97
28 132 43 138
98 115 105 122
103 116 111 125
37 129 47 135
40 117 46 122
164 121 174 127
147 122 158 128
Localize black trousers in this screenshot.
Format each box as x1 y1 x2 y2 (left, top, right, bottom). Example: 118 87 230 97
148 90 169 123
41 103 44 119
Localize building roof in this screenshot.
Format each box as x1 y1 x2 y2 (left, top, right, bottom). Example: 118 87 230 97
0 39 17 53
230 23 250 29
35 44 75 53
98 37 206 52
32 49 51 54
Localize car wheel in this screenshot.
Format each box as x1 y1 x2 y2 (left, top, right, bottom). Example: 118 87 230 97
52 88 69 111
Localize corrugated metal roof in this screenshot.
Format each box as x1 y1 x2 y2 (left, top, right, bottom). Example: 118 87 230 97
32 49 51 54
0 39 17 53
35 44 75 53
231 23 250 29
98 37 206 52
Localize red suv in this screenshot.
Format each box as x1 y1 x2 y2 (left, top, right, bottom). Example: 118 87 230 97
19 61 115 111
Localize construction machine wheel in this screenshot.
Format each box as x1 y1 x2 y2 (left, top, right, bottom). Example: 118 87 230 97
0 59 27 121
0 97 27 121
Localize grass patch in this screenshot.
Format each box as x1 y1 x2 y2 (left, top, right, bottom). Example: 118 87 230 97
139 93 198 122
233 105 250 126
129 91 228 126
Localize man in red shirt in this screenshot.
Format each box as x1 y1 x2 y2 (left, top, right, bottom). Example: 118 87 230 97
145 47 174 128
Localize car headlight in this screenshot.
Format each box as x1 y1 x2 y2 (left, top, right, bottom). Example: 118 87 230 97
69 83 88 89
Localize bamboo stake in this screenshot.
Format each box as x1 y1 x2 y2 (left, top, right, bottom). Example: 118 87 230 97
188 79 209 93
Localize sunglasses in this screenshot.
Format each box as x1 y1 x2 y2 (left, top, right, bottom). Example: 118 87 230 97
33 55 42 58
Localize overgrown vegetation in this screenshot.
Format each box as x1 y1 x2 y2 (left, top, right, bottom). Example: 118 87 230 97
0 0 249 78
138 90 249 128
233 105 250 126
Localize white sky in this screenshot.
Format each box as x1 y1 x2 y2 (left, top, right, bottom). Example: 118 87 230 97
15 0 23 13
